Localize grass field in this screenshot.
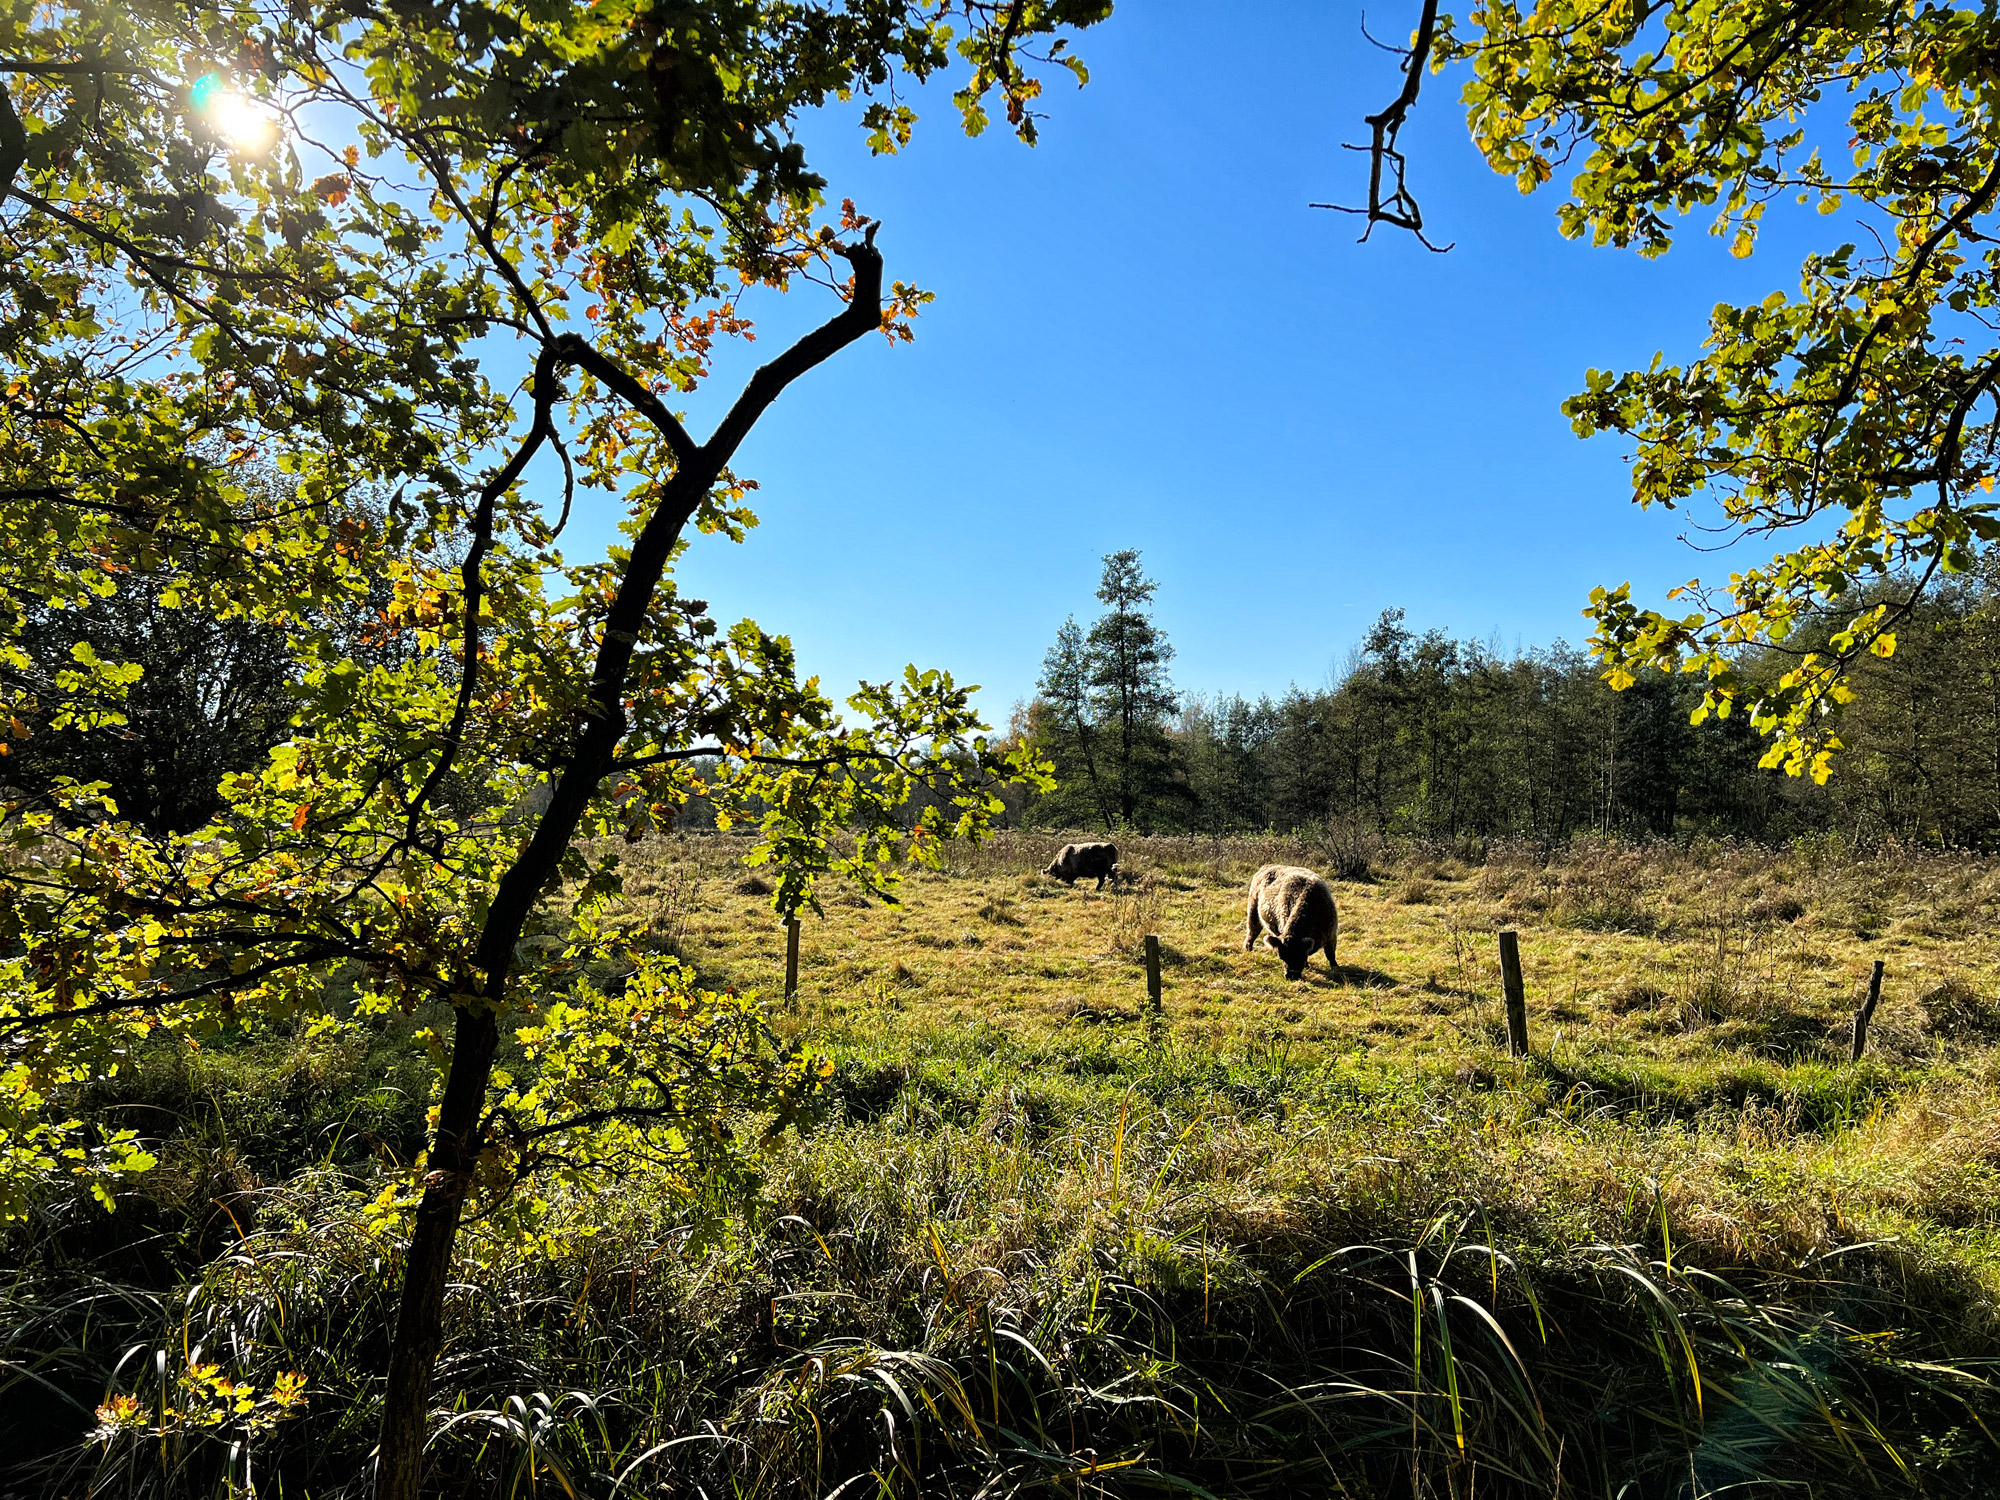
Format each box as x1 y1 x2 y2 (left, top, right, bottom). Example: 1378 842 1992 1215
12 832 2000 1497
651 830 2000 1266
679 829 2000 1070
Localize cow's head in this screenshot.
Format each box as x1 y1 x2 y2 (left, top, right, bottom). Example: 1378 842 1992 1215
1267 933 1316 981
1043 857 1064 878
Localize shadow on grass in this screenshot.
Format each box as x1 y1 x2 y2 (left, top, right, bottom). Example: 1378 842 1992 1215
1331 964 1400 989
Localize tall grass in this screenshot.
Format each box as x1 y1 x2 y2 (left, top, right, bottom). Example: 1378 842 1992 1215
11 833 2000 1495
10 1046 2000 1496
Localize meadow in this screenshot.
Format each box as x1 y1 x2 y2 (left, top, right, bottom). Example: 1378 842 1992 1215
11 831 2000 1497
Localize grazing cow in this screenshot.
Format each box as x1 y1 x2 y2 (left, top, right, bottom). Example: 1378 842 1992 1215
1244 864 1339 980
1044 841 1120 889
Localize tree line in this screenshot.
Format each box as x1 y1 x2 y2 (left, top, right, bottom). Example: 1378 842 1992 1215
1012 552 2000 848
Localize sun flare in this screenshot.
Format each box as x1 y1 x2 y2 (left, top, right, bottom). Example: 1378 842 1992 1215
190 72 276 153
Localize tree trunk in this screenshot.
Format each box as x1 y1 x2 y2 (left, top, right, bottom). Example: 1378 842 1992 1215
368 230 885 1500
374 1005 500 1496
1072 710 1116 833
372 712 628 1500
1118 679 1135 826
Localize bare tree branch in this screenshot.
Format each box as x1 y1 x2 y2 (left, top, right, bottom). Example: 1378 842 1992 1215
1314 0 1451 251
704 225 885 465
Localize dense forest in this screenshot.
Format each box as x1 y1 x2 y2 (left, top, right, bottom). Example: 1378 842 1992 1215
29 544 2000 852
1012 552 2000 847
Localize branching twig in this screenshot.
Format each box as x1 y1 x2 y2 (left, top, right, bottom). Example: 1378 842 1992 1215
0 943 366 1042
1314 0 1451 251
553 333 698 471
397 344 564 851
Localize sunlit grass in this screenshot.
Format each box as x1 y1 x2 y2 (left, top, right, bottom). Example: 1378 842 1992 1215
13 833 2000 1495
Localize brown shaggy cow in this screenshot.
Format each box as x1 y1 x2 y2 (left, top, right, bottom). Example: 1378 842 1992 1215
1044 841 1119 889
1244 864 1339 980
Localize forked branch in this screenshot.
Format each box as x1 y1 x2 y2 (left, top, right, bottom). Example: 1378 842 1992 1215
1314 0 1451 251
469 221 889 983
705 224 884 463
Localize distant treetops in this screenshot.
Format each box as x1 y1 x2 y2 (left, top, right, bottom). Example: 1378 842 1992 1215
1017 555 2000 848
1030 550 1183 834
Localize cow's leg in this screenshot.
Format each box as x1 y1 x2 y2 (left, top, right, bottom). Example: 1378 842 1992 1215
1244 890 1262 950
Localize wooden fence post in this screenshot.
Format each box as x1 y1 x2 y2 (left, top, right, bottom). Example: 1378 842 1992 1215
1851 959 1884 1063
1498 930 1529 1057
784 917 800 1000
1143 934 1163 1018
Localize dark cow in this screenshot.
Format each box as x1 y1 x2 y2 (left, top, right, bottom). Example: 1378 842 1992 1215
1044 841 1119 889
1244 864 1339 980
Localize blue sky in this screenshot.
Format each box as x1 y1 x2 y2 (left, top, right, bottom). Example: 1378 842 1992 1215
599 1 1826 727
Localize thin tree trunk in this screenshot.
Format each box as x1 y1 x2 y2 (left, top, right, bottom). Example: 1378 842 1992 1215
374 1007 499 1496
1990 659 2000 828
1118 663 1135 826
1072 711 1116 833
371 232 886 1500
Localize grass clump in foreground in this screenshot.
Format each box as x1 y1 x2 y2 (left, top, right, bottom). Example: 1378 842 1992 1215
9 832 2000 1496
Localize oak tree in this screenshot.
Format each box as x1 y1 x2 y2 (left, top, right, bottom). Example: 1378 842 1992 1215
0 0 1105 1493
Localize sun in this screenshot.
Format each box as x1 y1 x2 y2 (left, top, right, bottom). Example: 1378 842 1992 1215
191 73 276 154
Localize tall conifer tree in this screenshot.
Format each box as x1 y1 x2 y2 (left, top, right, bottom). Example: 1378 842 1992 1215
1034 616 1115 830
1085 550 1181 829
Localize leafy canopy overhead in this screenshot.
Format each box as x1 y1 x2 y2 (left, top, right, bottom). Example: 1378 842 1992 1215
1368 0 2000 780
0 0 1099 1224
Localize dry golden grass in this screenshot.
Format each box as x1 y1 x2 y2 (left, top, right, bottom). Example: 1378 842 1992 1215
590 830 2000 1302
614 831 2000 1073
